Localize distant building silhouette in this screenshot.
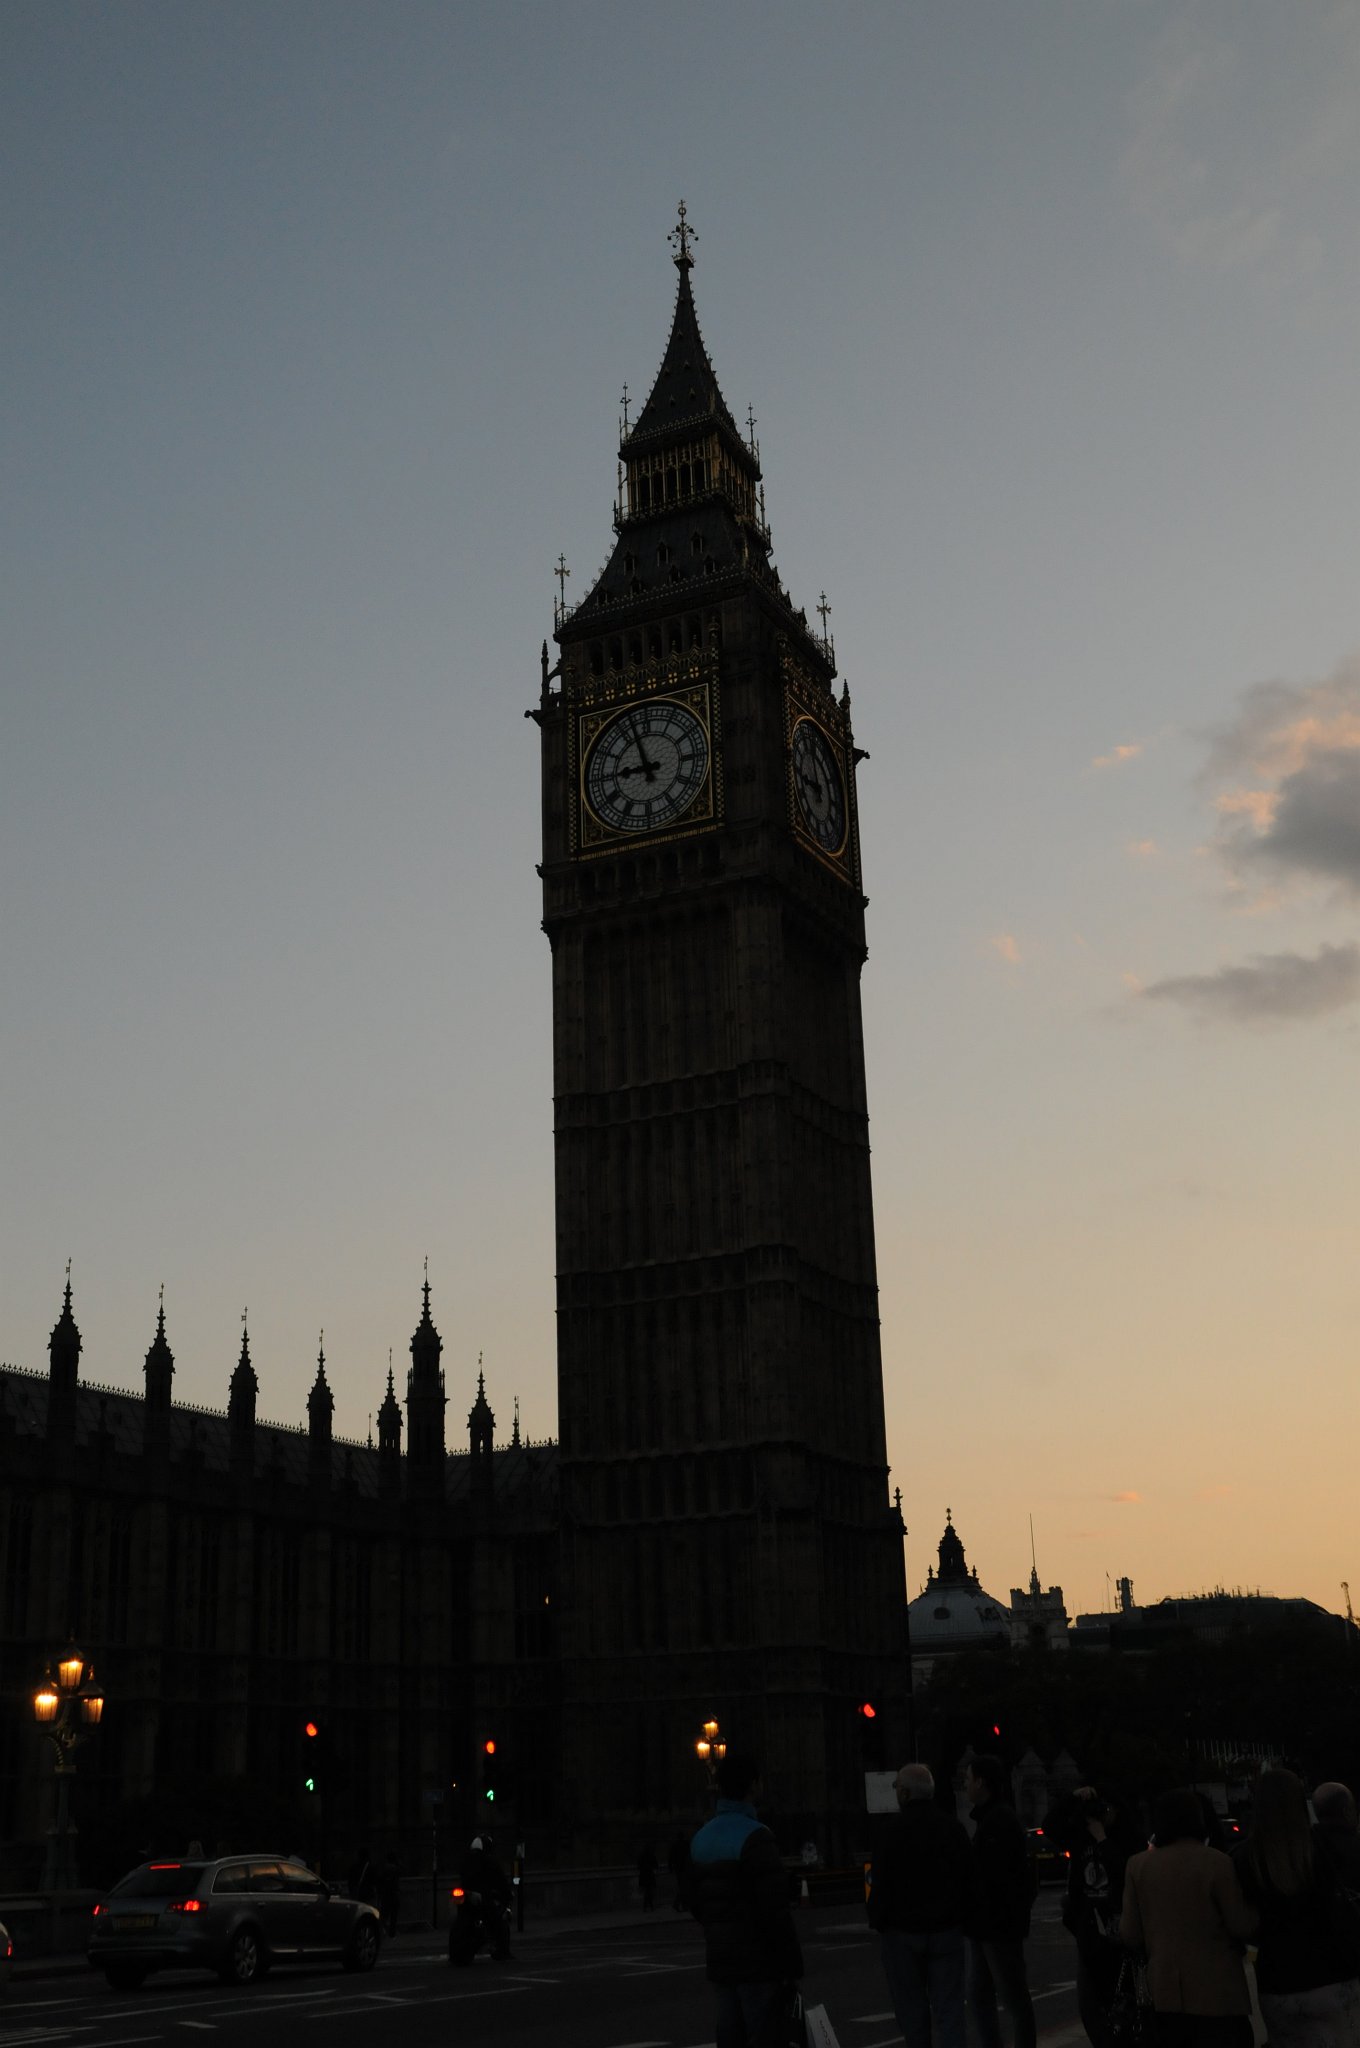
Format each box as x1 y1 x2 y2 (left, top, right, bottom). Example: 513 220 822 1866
0 1274 557 1882
907 1511 1010 1682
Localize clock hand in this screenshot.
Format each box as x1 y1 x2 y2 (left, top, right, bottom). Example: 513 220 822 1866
628 718 661 782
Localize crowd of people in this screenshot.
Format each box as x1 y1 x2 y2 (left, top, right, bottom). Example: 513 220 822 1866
679 1750 1360 2048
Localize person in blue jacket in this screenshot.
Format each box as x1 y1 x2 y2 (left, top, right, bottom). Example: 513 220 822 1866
688 1751 804 2047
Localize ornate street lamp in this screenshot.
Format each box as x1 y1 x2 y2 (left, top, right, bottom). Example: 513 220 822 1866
695 1717 727 1787
33 1643 106 1890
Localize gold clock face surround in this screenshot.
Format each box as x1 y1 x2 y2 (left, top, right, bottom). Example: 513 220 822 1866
582 696 711 836
790 716 847 856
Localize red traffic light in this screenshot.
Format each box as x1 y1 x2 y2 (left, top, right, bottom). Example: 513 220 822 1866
857 1702 877 1720
991 1723 1001 1737
304 1720 320 1739
483 1739 496 1756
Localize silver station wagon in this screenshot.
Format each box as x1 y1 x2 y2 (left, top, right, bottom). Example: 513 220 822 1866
89 1854 382 1988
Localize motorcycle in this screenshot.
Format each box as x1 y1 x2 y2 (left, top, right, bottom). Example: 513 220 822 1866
447 1884 512 1965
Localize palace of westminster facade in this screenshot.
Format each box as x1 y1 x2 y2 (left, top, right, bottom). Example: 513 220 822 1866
0 215 909 1879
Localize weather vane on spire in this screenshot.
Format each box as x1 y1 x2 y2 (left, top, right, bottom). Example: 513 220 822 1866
669 200 696 270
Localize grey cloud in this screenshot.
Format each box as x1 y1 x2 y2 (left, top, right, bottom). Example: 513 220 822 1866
1205 661 1360 896
1255 753 1360 888
1140 943 1360 1023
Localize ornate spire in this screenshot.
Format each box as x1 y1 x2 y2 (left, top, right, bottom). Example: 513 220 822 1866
668 198 696 272
377 1350 402 1470
308 1332 334 1424
410 1258 444 1382
469 1354 495 1457
936 1511 969 1587
49 1259 82 1367
144 1283 175 1411
232 1310 257 1393
511 1395 521 1449
627 213 744 453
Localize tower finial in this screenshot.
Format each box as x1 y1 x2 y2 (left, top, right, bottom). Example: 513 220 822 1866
554 552 571 629
668 199 696 271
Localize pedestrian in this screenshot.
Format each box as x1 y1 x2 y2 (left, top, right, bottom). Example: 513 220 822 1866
962 1754 1037 2048
687 1750 803 2048
462 1833 513 1959
378 1851 401 1938
1234 1767 1360 2048
1050 1785 1140 2048
1120 1786 1257 2048
638 1842 658 1911
868 1761 971 2048
1314 1781 1360 1890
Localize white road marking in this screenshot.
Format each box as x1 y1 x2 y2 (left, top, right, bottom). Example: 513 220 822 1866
850 2014 896 2023
307 1984 531 2014
1033 1981 1078 1999
179 2025 218 2032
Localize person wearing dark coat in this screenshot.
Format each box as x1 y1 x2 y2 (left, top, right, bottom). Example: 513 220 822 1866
963 1755 1036 2048
1314 1781 1360 1890
1049 1786 1140 2048
1234 1769 1360 2048
868 1762 972 2048
688 1751 803 2048
460 1834 513 1958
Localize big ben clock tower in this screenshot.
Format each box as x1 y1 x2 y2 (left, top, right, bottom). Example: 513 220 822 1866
534 209 909 1855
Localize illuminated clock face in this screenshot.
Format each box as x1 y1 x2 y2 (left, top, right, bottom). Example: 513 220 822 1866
584 699 710 834
791 718 846 854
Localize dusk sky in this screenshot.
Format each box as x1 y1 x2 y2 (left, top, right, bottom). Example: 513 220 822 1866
5 1 1360 1621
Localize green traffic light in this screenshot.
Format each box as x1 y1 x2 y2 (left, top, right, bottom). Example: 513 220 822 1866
304 1775 317 1793
485 1787 495 1801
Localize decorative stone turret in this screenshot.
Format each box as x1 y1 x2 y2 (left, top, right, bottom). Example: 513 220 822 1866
47 1263 81 1451
377 1356 402 1501
308 1334 333 1492
143 1287 174 1471
228 1314 257 1483
405 1263 446 1504
469 1364 494 1461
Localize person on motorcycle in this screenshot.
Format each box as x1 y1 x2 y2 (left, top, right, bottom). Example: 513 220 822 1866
458 1834 513 1960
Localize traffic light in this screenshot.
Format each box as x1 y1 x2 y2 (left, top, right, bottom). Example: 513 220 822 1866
302 1717 323 1794
856 1701 884 1767
481 1738 498 1804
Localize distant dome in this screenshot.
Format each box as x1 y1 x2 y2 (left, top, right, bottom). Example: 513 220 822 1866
908 1512 1009 1652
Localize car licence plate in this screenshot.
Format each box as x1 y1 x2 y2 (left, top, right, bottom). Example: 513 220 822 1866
113 1915 157 1932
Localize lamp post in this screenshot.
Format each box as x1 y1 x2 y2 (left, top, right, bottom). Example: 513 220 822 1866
695 1717 727 1790
33 1644 105 1890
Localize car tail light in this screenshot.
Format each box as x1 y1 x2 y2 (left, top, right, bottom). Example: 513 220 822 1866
167 1898 203 1914
91 1902 104 1917
149 1863 182 1871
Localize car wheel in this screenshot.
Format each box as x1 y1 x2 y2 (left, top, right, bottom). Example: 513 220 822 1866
342 1917 380 1974
218 1924 264 1986
103 1964 150 1991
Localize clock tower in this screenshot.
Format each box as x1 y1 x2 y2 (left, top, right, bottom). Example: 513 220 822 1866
534 211 908 1855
